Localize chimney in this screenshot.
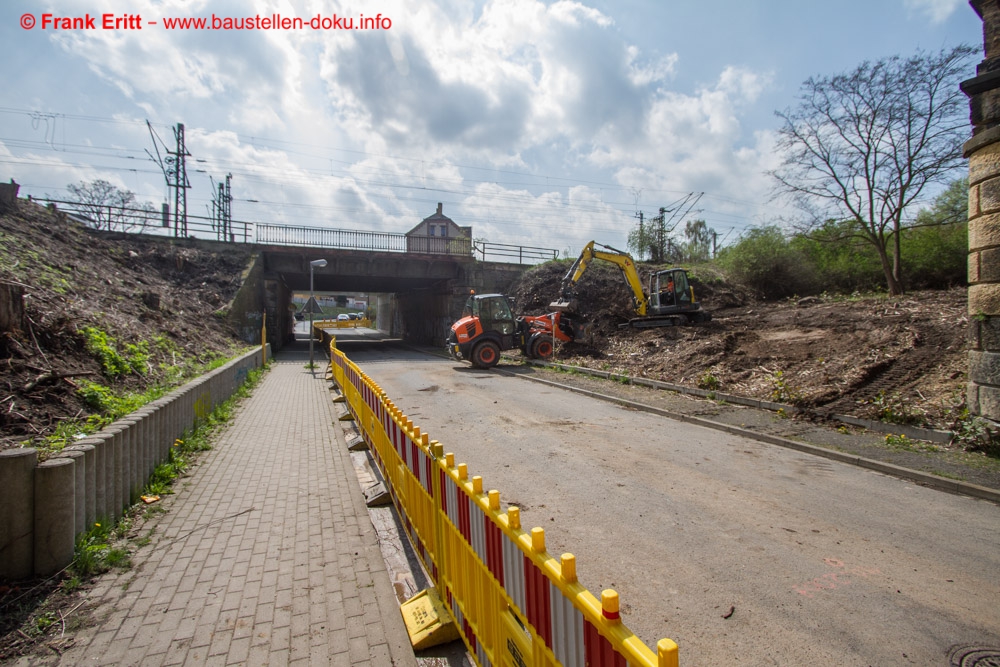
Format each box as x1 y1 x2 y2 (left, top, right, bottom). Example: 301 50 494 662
436 202 443 215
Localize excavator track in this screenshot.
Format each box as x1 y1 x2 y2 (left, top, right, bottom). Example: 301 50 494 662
623 315 689 329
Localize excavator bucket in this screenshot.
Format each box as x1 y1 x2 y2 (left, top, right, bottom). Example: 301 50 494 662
548 297 577 312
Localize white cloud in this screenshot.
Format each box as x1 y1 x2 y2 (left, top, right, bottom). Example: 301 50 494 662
904 0 963 24
3 0 789 252
717 66 771 105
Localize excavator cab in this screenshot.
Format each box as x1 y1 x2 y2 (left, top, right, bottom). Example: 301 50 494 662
650 268 692 313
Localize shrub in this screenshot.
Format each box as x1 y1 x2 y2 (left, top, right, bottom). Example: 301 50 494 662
716 226 818 298
79 326 149 378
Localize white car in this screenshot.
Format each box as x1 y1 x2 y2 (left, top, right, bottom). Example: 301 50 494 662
337 314 350 321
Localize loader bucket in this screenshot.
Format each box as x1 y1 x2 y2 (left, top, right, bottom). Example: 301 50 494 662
548 298 577 312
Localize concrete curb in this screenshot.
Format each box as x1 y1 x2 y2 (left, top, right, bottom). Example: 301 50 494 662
501 365 1000 506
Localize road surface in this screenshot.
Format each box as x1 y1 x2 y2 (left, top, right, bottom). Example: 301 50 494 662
343 344 1000 666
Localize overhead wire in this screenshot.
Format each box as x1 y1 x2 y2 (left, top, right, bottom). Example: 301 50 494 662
0 106 763 236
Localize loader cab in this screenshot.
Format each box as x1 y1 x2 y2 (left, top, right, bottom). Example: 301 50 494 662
464 294 516 336
650 269 694 313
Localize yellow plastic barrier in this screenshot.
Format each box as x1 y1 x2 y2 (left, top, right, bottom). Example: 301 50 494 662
328 340 678 667
313 318 373 332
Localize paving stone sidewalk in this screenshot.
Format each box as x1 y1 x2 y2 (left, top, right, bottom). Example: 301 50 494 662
25 344 417 666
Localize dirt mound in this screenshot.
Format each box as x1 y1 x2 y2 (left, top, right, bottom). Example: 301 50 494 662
506 261 968 429
0 199 252 450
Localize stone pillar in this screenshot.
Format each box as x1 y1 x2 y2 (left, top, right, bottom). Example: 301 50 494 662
963 0 1000 420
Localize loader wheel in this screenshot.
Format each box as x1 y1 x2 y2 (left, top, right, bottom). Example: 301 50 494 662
529 335 554 360
472 341 500 369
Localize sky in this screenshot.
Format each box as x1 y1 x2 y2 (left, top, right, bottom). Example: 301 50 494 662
0 0 983 258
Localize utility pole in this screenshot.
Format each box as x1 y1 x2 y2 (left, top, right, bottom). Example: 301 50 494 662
171 124 190 237
210 172 233 241
655 207 667 263
222 173 232 241
631 187 644 260
636 211 644 261
146 120 191 238
711 230 718 258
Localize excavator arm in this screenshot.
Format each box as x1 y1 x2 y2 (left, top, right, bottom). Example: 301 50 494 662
551 241 649 316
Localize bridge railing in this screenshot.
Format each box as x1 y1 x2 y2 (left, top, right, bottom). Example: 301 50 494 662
257 223 404 251
474 241 559 264
31 198 253 242
257 223 474 257
32 198 557 263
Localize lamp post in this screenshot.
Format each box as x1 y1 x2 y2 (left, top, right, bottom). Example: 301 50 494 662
309 259 327 374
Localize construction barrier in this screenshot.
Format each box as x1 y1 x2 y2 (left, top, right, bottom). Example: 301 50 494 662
328 339 679 667
312 317 373 331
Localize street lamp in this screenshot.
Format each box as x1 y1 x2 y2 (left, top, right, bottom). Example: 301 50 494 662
309 259 327 373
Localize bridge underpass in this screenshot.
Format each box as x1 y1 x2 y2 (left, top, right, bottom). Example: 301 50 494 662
249 246 529 351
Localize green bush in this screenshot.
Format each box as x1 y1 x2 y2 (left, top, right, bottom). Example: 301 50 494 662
716 226 818 298
789 221 886 293
900 222 967 289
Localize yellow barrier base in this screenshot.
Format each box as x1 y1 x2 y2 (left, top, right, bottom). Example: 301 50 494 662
364 482 392 507
332 394 347 403
400 588 460 650
338 412 355 422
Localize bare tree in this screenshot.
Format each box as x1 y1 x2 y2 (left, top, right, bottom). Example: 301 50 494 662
65 180 156 232
770 46 975 295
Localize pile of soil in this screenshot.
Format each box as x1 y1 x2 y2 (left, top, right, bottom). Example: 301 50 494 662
507 261 968 430
0 198 252 451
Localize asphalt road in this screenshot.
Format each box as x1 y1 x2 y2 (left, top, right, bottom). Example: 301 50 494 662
343 344 1000 666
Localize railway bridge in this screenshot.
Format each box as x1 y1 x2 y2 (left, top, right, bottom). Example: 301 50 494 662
244 241 537 351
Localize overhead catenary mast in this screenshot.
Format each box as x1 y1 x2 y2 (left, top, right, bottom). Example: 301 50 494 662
146 121 191 237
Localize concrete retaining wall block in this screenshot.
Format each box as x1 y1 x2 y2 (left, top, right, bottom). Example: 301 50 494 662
0 345 267 581
0 448 38 580
64 444 96 529
33 458 75 577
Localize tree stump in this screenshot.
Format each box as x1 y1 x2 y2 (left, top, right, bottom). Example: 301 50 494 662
0 282 24 334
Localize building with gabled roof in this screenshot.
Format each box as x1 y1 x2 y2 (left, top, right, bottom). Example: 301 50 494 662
405 203 472 255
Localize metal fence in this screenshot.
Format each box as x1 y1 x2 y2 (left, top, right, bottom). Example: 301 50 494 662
32 198 252 242
33 198 558 264
256 223 474 257
474 241 559 264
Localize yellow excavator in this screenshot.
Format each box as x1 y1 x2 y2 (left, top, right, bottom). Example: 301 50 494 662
549 241 711 328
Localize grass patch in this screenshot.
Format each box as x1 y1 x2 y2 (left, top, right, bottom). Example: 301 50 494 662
79 326 149 378
927 469 966 481
769 370 804 406
883 433 941 453
31 348 258 456
870 391 923 426
698 370 720 391
949 409 1000 457
71 520 132 579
